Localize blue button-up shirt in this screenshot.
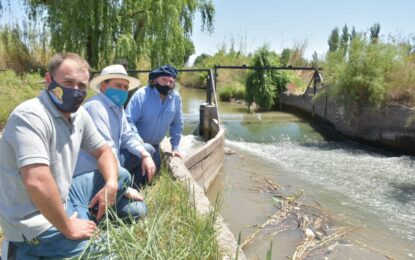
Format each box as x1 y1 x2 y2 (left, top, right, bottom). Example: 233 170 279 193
75 92 146 174
125 86 183 151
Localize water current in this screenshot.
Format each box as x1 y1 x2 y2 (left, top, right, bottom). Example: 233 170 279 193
180 87 415 259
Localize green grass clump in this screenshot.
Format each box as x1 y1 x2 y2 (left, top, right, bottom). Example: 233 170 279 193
81 168 220 259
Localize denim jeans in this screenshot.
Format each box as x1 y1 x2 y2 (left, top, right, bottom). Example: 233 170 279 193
120 143 158 188
12 167 146 259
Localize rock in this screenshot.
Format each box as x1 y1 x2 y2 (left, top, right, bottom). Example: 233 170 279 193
224 147 236 155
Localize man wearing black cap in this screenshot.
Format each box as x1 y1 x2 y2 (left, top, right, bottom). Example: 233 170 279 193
124 65 184 181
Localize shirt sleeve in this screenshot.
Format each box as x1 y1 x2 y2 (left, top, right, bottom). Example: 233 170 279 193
125 90 143 135
120 111 145 156
80 108 106 153
169 94 184 151
82 102 117 156
6 111 51 168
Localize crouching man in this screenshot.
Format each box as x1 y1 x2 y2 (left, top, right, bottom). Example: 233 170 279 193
0 53 142 259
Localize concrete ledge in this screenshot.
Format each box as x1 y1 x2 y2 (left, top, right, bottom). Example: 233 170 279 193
184 121 225 192
161 139 245 260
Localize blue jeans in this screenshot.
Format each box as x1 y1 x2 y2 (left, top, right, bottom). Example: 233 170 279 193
120 143 159 188
12 167 146 259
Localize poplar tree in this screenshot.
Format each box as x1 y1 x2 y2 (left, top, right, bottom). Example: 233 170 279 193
328 27 340 52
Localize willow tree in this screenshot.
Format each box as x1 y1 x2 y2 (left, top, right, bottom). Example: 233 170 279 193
2 0 214 69
245 46 288 112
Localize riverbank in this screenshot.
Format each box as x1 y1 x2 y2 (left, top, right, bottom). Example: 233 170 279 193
280 89 415 156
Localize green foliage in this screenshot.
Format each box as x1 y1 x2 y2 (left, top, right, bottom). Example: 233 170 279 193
218 84 245 101
324 32 415 110
280 48 291 66
370 22 381 44
0 25 50 74
0 70 43 129
245 46 288 111
81 169 220 259
328 27 340 52
184 41 250 89
6 0 215 70
340 24 349 56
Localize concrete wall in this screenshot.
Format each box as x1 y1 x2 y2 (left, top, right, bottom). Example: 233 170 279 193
184 119 225 192
280 89 415 155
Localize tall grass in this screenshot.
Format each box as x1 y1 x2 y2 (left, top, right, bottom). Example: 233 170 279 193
0 70 43 129
80 169 220 259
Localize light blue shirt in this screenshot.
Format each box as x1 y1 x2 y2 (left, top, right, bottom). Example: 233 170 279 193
75 92 146 174
125 86 183 151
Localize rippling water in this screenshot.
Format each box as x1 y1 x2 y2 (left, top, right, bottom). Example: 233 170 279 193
180 87 415 258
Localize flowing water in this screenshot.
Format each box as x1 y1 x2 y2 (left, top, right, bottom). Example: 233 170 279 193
180 87 415 259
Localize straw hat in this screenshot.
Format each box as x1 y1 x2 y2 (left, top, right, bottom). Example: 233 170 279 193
89 64 141 92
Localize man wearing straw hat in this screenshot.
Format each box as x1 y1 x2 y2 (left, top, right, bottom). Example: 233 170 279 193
75 64 156 191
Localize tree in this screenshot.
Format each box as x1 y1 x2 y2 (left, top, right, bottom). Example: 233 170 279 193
1 0 215 70
280 48 291 66
328 27 340 52
340 24 349 56
245 46 287 111
370 22 381 44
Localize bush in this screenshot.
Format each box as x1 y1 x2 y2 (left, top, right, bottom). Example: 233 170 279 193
218 84 246 101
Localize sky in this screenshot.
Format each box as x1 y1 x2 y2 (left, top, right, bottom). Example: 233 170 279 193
190 0 415 63
1 1 414 64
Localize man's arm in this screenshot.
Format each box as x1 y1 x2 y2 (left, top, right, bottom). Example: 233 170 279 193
89 144 119 220
170 96 184 158
125 90 143 135
21 164 97 240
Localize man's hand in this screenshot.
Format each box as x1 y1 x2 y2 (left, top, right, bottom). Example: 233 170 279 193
88 181 118 220
141 152 156 183
172 150 184 159
124 187 144 201
63 212 97 240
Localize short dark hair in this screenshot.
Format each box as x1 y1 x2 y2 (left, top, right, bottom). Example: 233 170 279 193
49 53 91 78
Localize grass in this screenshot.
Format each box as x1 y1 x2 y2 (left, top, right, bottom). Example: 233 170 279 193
0 70 44 129
79 167 220 259
0 70 102 130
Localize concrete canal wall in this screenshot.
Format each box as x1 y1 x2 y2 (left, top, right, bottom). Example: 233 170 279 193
280 87 415 155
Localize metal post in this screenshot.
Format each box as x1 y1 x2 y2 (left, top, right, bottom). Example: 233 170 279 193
207 71 212 105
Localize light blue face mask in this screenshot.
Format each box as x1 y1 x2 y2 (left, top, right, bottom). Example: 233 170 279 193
104 87 128 107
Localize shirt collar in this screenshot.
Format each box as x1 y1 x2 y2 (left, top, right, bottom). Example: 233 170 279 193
39 90 79 123
97 92 119 109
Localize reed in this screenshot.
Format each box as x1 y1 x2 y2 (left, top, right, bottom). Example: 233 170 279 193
80 168 220 259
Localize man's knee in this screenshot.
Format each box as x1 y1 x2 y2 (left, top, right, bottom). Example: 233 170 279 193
118 167 132 186
117 198 147 220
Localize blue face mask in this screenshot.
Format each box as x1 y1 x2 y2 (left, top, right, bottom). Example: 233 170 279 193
104 87 128 107
47 79 86 113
